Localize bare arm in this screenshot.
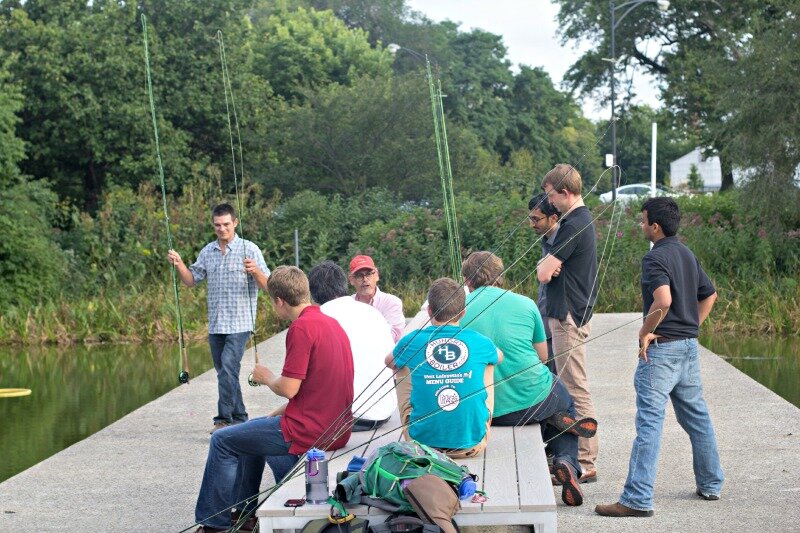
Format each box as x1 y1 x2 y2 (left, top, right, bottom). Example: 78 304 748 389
251 363 302 399
698 292 717 325
244 258 269 290
537 254 563 284
167 249 196 287
638 284 672 361
483 364 495 416
394 366 412 440
533 341 548 364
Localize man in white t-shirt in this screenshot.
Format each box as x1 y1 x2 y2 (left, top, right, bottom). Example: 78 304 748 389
309 261 397 431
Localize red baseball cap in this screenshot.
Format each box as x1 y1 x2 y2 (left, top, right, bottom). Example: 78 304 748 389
349 255 376 275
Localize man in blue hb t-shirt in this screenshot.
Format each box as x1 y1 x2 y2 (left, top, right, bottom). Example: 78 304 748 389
385 277 502 458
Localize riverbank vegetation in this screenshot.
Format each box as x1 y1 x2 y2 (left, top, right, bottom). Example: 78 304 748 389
1 1 798 344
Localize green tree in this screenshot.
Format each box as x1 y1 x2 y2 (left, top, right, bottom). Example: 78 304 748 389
686 164 702 191
250 6 393 102
0 52 25 186
262 73 482 199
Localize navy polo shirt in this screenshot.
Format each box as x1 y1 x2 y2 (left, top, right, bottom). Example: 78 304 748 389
546 206 598 323
641 236 716 339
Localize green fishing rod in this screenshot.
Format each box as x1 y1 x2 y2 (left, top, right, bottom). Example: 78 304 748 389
142 14 190 384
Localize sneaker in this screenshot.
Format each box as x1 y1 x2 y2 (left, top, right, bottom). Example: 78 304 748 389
595 502 654 517
551 460 583 506
547 412 598 438
210 421 231 434
696 488 720 501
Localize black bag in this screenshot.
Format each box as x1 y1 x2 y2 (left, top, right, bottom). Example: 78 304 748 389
301 517 370 533
368 514 459 533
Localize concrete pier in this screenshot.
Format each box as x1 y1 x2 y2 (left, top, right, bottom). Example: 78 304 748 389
1 313 798 532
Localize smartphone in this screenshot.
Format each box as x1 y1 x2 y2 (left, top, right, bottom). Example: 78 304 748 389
284 498 306 507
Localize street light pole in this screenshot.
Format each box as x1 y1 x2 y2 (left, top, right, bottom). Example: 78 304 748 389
608 0 669 203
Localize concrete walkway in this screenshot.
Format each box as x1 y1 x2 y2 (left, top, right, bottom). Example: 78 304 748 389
0 313 798 532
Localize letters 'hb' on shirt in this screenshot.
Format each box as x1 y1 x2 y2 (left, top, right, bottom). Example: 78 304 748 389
188 235 270 334
546 206 598 323
641 236 716 339
462 286 552 418
280 306 354 455
393 325 498 450
321 296 397 421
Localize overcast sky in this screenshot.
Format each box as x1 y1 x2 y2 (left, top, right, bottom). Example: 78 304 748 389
405 0 661 120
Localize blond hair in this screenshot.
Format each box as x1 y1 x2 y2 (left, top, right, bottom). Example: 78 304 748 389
428 278 465 323
461 251 504 289
267 266 310 306
542 164 582 195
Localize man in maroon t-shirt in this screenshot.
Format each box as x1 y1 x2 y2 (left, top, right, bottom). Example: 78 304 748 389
194 266 354 532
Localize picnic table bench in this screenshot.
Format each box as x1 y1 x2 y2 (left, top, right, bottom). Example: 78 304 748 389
256 413 557 532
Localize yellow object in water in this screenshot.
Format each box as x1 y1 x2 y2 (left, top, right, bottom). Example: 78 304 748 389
0 388 32 398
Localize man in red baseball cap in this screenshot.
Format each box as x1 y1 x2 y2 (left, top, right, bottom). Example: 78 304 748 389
348 255 405 342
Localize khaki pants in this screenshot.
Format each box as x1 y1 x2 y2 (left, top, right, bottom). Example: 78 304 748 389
550 313 598 473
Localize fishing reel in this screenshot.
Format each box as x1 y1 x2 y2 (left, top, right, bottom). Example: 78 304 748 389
178 370 190 384
248 372 260 387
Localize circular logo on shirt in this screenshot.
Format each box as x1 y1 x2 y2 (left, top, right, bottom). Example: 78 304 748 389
436 387 461 412
425 338 469 371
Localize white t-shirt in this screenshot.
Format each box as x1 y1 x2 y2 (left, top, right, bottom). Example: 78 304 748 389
321 297 398 421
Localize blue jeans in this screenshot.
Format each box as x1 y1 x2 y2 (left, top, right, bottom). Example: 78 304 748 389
492 379 580 476
195 416 301 528
620 338 724 511
209 332 250 424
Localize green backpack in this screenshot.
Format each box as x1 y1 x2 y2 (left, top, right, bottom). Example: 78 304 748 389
360 440 468 512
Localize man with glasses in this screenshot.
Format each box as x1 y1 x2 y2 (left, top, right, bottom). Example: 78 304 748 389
528 193 561 374
349 255 405 342
536 164 599 483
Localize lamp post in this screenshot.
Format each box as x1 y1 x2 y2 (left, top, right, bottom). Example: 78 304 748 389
609 0 669 202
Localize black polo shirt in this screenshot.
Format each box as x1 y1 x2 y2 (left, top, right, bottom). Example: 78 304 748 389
546 206 598 323
641 236 716 339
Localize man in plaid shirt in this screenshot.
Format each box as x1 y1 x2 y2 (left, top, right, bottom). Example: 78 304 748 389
168 203 270 434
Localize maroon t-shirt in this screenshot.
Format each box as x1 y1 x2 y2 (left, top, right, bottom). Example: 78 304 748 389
280 305 354 454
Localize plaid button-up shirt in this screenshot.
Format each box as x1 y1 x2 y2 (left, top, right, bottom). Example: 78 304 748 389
189 235 270 334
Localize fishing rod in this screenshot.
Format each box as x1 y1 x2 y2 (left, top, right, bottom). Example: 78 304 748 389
215 31 263 387
141 14 191 385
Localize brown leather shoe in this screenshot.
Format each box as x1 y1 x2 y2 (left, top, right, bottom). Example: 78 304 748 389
579 469 597 483
551 460 583 506
594 502 654 517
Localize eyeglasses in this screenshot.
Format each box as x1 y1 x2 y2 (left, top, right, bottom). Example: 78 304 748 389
352 270 376 280
528 214 545 223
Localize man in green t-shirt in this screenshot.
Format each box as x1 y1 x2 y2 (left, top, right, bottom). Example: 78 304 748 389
460 251 597 507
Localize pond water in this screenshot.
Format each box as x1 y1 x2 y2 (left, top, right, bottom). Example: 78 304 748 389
0 333 796 483
700 333 799 408
0 343 213 483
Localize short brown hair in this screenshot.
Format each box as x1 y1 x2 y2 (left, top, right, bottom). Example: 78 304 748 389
428 277 465 323
461 251 504 289
267 266 310 306
542 164 582 195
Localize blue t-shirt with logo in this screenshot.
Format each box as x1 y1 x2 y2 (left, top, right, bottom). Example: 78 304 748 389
393 325 499 449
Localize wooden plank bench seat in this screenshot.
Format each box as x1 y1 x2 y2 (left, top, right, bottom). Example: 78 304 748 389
256 414 556 532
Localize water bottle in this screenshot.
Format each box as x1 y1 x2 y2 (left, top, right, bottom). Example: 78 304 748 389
305 448 329 504
458 474 477 500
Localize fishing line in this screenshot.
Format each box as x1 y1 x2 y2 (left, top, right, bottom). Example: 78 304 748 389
217 31 263 382
141 14 190 385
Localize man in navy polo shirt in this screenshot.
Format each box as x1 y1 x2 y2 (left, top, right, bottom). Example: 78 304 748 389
596 197 724 518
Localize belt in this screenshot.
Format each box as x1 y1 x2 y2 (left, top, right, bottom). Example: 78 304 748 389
653 336 689 344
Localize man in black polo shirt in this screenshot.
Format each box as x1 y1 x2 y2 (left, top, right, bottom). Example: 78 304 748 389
537 164 599 482
595 197 724 518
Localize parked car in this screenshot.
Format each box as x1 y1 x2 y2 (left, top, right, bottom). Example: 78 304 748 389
598 183 678 204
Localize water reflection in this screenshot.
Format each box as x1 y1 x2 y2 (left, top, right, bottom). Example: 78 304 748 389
0 343 212 483
700 334 799 408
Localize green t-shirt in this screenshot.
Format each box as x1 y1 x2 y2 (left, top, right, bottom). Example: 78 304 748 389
462 286 552 417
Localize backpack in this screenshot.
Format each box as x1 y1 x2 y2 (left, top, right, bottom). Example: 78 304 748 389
360 440 469 512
